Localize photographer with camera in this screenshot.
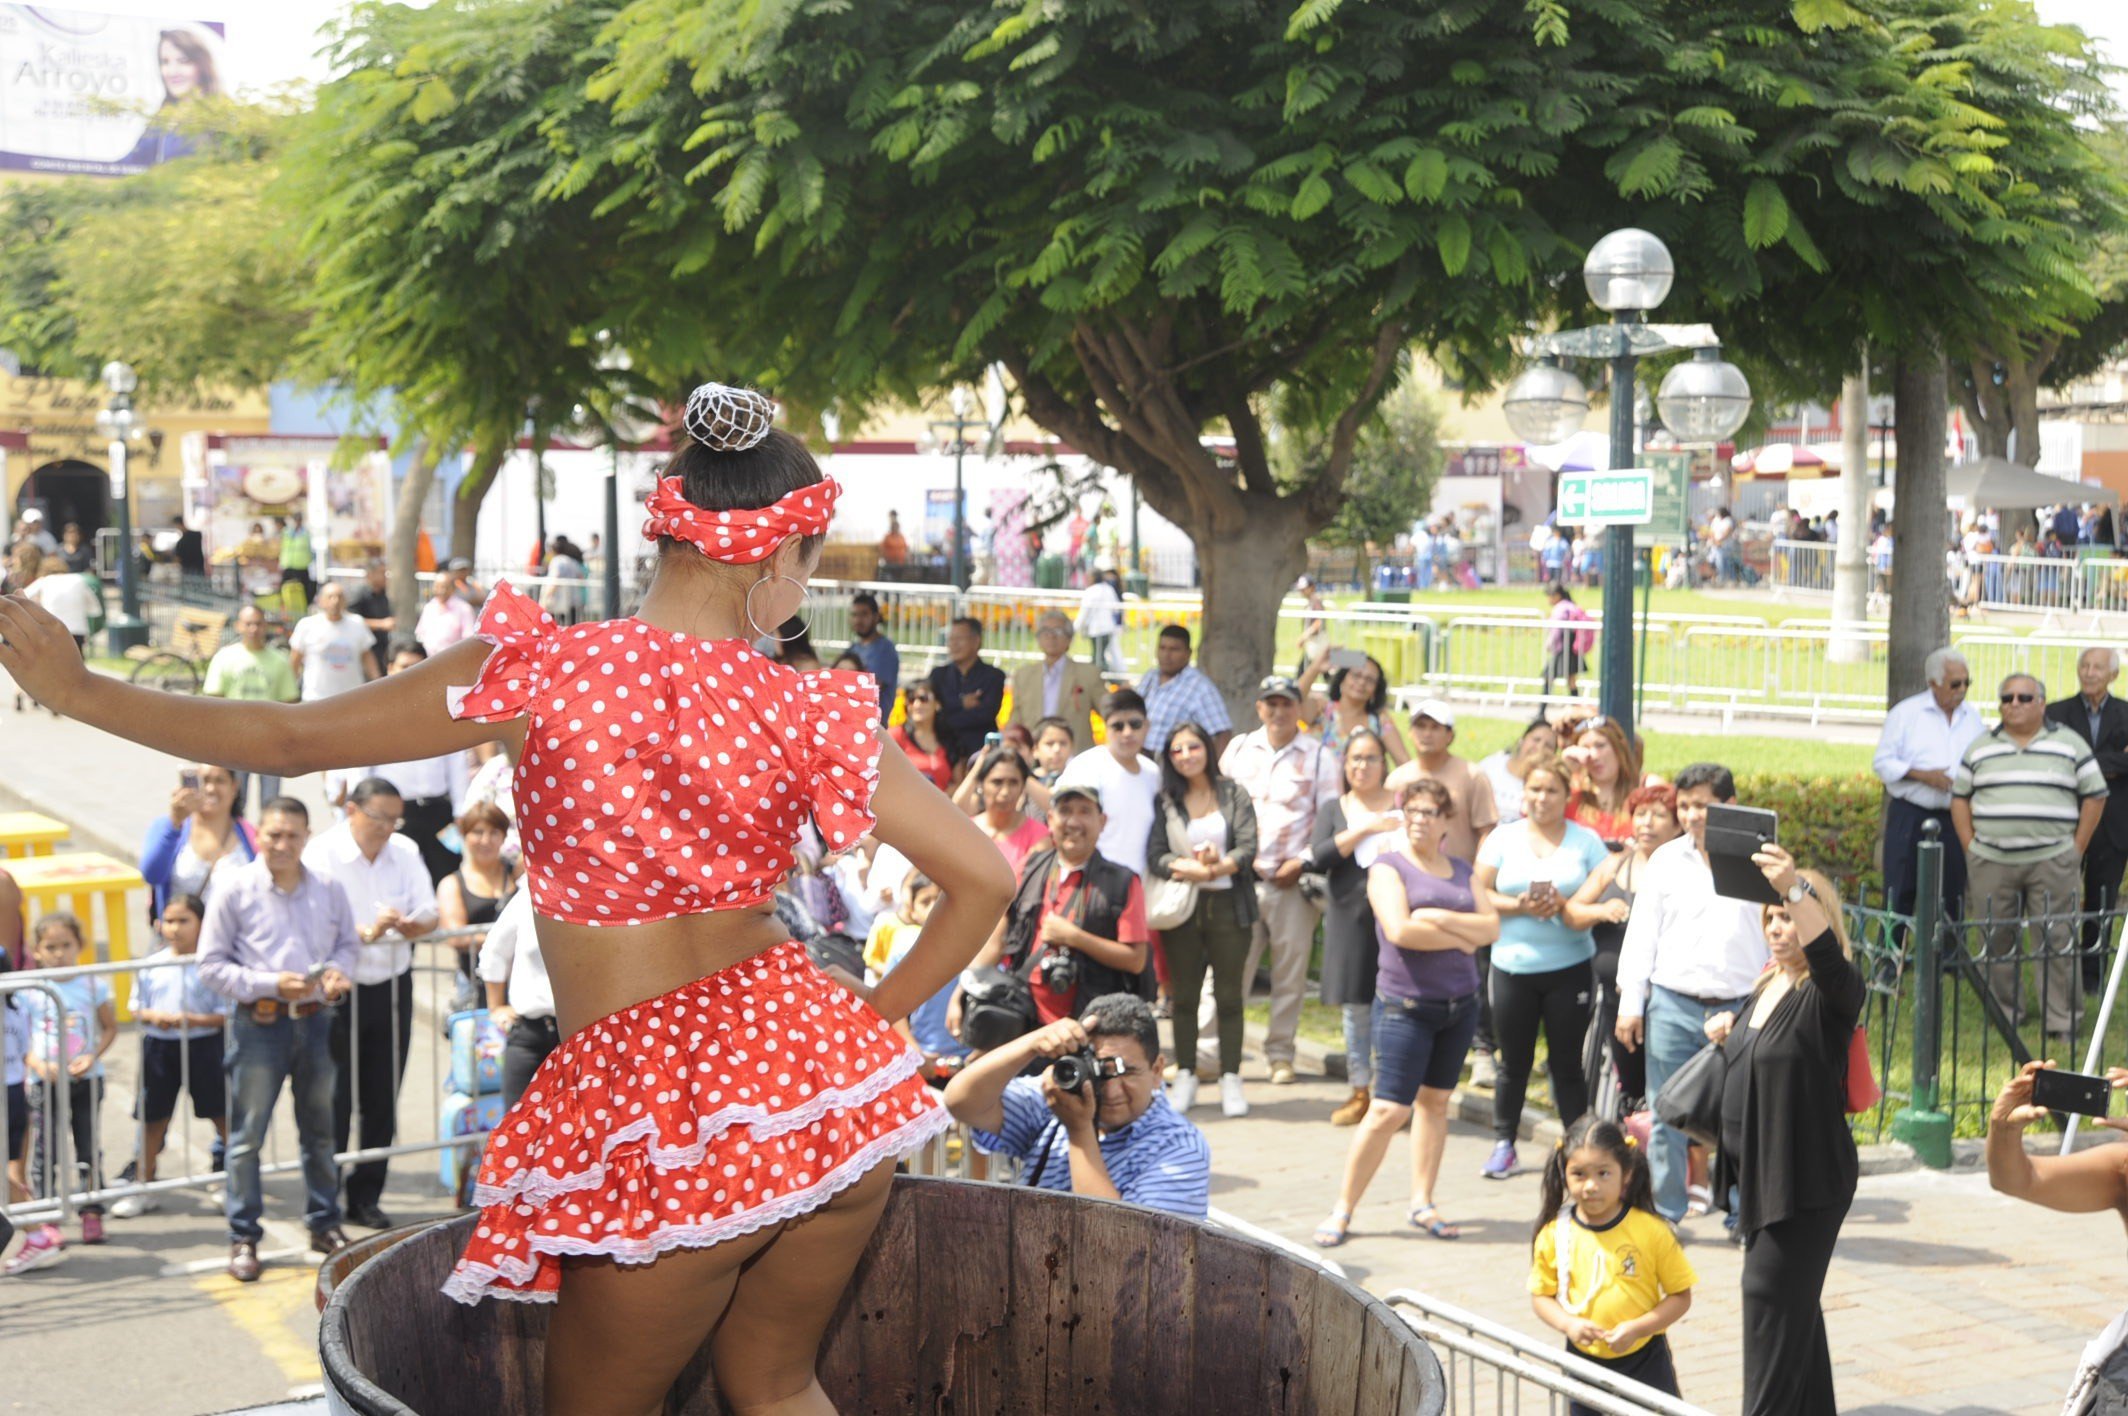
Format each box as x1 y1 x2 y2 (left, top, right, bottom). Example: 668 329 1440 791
943 993 1210 1218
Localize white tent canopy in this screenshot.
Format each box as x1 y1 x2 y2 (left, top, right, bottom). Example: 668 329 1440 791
1944 456 2117 512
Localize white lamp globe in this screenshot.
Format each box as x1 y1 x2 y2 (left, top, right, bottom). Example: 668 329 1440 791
101 360 138 396
1656 348 1753 442
1583 228 1674 314
1502 360 1591 446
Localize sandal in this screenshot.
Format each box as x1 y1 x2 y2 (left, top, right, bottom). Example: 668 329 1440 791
1408 1204 1461 1240
1312 1209 1352 1248
1686 1184 1712 1218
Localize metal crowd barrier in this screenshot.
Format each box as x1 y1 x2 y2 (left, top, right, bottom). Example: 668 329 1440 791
1 935 492 1231
1385 1291 1715 1416
1767 538 1835 595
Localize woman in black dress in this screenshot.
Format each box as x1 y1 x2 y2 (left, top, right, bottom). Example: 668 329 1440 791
1310 730 1402 1126
1703 846 1864 1416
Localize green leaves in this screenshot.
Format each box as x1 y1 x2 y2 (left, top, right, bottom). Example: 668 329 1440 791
1610 135 1683 197
1403 148 1449 203
1742 178 1789 248
1436 214 1472 275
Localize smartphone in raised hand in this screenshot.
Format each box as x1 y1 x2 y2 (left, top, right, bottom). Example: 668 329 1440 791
2032 1067 2113 1119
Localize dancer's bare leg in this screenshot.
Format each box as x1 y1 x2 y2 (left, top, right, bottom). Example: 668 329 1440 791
542 1218 779 1416
709 1157 897 1415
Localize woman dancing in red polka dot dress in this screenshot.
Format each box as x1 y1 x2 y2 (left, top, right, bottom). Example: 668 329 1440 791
0 383 1016 1416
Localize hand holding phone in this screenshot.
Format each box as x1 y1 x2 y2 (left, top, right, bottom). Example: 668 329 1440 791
180 769 202 792
2032 1066 2114 1119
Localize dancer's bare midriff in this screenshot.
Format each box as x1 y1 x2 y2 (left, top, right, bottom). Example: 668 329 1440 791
537 904 794 1037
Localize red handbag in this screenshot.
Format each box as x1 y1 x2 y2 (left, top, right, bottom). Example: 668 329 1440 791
1845 1024 1881 1114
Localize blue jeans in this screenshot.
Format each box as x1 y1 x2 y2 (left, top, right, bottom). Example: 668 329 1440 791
1371 993 1481 1106
1341 1002 1374 1091
224 1006 341 1244
1644 985 1748 1222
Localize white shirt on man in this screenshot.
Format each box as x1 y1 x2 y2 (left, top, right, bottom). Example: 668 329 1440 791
1057 746 1161 879
290 613 374 700
303 821 439 986
365 750 471 810
1874 687 1986 812
476 886 552 1019
1615 833 1768 1019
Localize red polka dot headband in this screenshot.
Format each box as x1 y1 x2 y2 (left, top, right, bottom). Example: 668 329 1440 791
642 475 842 564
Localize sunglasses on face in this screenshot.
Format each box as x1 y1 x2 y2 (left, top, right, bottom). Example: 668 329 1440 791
1943 679 1970 690
1108 717 1146 731
2001 692 2038 704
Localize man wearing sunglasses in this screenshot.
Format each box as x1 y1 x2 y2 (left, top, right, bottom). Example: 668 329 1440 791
1953 673 2108 1048
1874 647 1985 922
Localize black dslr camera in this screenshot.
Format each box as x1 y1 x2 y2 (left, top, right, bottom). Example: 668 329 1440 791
1050 1049 1128 1093
1035 948 1080 994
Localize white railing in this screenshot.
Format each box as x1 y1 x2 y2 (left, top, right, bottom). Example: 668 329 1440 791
1386 1291 1715 1416
1768 538 1835 595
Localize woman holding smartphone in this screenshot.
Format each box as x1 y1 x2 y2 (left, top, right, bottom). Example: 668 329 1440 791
1702 849 1862 1416
1471 759 1611 1180
140 764 257 918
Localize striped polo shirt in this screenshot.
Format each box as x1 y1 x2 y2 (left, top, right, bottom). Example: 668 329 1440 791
1953 721 2107 864
971 1078 1212 1218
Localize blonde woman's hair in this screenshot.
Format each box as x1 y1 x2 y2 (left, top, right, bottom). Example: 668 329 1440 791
1760 868 1851 966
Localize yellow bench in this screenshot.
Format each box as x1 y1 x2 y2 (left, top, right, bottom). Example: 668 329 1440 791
8 851 148 1022
0 812 68 860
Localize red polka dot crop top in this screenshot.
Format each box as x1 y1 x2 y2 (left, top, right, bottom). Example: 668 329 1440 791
445 581 882 926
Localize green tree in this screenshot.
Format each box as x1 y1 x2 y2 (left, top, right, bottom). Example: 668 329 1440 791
567 0 2118 711
284 0 641 563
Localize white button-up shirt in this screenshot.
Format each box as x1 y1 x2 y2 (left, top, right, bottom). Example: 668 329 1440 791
364 749 470 810
303 823 439 985
1615 833 1768 1018
476 886 553 1019
1874 688 1986 811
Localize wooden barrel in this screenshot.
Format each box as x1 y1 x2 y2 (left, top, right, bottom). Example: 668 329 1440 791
321 1176 1445 1414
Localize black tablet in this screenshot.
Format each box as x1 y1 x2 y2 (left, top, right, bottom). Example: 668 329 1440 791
1704 804 1782 905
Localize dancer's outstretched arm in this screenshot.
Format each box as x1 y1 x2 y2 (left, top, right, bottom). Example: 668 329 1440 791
0 593 513 775
865 743 1017 1025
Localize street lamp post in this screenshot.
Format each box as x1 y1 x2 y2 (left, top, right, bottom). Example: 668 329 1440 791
929 387 985 590
1500 229 1753 738
94 360 149 652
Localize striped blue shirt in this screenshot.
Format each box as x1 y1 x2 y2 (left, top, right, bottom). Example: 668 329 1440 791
970 1078 1212 1218
1136 664 1232 754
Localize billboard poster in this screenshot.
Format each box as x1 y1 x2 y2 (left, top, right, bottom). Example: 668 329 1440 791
0 6 226 176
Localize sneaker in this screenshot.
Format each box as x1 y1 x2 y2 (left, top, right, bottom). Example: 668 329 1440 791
1268 1062 1299 1086
1331 1087 1371 1127
1480 1140 1518 1181
79 1211 105 1245
1169 1074 1199 1112
1469 1051 1498 1090
4 1224 66 1275
1220 1073 1249 1118
110 1193 160 1220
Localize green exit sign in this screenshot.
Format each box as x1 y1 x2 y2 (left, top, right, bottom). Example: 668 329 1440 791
1556 469 1656 526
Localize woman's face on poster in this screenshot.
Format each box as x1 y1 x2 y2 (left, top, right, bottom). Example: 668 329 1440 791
161 39 203 99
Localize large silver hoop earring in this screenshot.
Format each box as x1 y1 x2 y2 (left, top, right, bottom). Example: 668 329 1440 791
745 575 810 642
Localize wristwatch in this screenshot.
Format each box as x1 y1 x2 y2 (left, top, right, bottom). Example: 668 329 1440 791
1785 879 1813 904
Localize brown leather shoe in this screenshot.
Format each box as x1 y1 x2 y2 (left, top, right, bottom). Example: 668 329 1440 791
228 1241 261 1283
310 1226 351 1257
1331 1086 1371 1127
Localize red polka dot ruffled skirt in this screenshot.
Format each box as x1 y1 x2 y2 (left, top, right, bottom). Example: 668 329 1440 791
442 939 949 1305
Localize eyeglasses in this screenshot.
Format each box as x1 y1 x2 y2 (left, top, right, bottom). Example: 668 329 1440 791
905 694 935 705
2000 692 2038 704
1404 808 1442 821
358 806 406 828
1107 718 1146 731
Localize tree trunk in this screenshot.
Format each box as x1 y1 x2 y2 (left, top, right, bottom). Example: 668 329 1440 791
389 441 438 645
1888 334 1949 710
450 436 511 565
1190 497 1315 725
1829 367 1873 663
2007 368 2042 468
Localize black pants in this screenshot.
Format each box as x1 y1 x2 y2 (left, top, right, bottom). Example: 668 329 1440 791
501 1016 562 1112
398 795 461 886
2079 835 2128 988
1490 960 1594 1141
331 972 414 1213
1741 1201 1847 1416
1473 945 1494 1055
1581 941 1645 1115
1567 1333 1679 1416
30 1076 104 1215
1884 798 1968 922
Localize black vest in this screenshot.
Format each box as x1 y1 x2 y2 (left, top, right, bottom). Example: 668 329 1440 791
1001 848 1153 1003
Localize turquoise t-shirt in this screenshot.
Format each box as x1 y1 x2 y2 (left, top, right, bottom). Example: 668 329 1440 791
1477 820 1611 975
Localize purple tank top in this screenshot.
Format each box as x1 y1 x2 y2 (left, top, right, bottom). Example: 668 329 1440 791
1375 853 1482 1002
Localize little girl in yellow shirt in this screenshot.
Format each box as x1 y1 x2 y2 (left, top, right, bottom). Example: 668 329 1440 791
1529 1116 1695 1415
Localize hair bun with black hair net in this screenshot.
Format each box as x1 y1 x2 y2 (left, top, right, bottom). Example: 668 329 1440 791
683 383 776 452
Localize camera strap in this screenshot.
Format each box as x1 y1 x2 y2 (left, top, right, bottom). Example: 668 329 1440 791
1023 1117 1065 1191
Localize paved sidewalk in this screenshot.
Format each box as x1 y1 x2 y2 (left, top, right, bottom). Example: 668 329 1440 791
1199 1058 2119 1416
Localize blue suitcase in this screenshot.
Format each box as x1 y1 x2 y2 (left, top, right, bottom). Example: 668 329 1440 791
446 1008 506 1097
